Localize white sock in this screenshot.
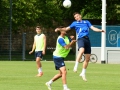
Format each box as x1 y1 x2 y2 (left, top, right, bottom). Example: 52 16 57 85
38 67 42 73
81 68 86 75
63 84 68 89
74 61 79 69
48 80 53 85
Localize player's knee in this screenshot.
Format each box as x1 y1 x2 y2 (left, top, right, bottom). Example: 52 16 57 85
85 58 90 62
63 70 67 75
36 59 40 63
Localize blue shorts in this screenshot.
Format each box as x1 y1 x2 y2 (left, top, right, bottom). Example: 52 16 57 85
53 56 65 70
35 51 43 58
78 36 91 54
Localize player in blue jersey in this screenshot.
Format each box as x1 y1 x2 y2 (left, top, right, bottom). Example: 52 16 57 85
55 12 105 81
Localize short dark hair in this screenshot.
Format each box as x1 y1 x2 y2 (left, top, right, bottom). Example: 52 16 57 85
57 26 64 35
73 12 80 16
57 31 61 35
36 26 41 29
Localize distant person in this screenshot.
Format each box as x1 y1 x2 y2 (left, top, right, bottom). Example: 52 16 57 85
29 26 46 77
46 28 76 90
55 12 105 81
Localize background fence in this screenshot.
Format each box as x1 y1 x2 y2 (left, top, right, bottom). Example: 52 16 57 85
23 32 76 61
0 25 120 61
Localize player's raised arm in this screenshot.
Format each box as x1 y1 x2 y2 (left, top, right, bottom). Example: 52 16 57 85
29 37 36 54
90 26 105 33
55 26 71 32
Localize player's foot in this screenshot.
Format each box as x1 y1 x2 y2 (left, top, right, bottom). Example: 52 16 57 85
79 74 87 82
73 67 77 73
63 88 70 90
36 72 43 77
45 82 51 90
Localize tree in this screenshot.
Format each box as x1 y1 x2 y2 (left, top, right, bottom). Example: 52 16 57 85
0 0 10 32
0 0 120 33
12 0 63 31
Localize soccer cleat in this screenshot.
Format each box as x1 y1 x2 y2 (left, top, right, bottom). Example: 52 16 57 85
73 67 77 73
79 74 87 82
36 72 43 77
63 88 70 90
45 82 52 90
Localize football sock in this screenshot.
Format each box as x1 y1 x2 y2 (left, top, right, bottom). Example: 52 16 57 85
63 84 68 89
81 68 86 75
48 79 53 85
38 67 42 73
74 61 79 69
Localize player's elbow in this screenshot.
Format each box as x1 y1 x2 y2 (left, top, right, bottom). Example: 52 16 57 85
64 45 69 49
65 27 70 31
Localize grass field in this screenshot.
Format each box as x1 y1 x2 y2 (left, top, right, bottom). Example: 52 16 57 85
0 61 120 90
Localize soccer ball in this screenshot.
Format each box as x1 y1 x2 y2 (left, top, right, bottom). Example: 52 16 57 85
63 0 71 8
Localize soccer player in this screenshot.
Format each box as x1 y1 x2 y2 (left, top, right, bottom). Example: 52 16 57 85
29 26 46 77
55 12 105 81
46 29 76 90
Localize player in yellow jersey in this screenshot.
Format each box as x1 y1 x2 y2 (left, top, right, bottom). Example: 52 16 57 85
46 27 76 90
29 26 46 77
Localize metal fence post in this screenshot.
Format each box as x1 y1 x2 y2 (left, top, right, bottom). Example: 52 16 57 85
9 0 12 61
22 33 26 61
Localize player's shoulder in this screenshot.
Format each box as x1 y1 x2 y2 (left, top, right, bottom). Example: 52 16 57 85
34 34 37 37
41 33 44 35
57 36 65 41
82 20 90 23
41 33 46 36
58 36 69 40
58 36 64 39
82 20 92 27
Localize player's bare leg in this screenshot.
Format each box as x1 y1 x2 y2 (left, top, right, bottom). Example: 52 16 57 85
46 70 62 90
60 66 70 90
36 57 43 77
51 70 62 81
60 66 67 84
73 47 84 72
80 54 90 81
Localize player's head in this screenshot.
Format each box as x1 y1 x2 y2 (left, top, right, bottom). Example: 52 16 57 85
73 12 82 21
36 26 42 34
57 26 67 35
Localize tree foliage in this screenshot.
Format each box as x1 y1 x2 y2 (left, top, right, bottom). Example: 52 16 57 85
0 0 120 32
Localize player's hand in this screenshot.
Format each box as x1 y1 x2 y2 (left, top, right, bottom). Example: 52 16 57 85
72 40 77 43
101 30 106 33
42 51 45 55
70 36 75 40
55 28 59 32
29 51 33 54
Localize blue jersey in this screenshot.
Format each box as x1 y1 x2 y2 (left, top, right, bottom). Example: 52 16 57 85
69 20 92 39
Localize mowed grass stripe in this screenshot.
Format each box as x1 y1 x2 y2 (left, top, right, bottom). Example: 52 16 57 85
0 61 120 90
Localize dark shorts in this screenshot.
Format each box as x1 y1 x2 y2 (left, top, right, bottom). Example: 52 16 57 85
78 36 91 54
53 56 65 70
35 51 43 58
